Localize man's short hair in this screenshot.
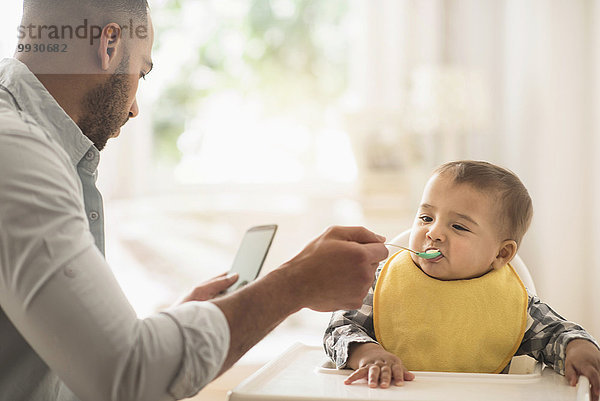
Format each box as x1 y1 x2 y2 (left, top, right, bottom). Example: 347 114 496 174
433 160 533 246
23 0 149 22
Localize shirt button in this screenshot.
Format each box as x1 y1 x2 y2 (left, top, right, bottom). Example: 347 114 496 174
85 151 95 161
89 211 99 221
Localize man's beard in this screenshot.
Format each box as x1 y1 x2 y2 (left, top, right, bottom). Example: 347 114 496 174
77 59 131 151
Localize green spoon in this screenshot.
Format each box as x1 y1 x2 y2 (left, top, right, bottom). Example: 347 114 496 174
385 244 442 259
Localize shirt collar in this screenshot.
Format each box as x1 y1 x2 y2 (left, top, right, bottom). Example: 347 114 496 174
0 58 96 168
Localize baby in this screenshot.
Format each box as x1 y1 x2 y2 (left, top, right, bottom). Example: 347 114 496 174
324 160 600 399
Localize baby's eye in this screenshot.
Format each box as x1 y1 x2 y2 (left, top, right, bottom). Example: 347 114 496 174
419 216 433 223
452 224 468 231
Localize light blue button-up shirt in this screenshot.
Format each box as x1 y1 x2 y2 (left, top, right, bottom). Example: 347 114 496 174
78 147 105 255
0 58 229 401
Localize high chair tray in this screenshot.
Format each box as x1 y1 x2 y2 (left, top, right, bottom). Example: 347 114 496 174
227 343 590 401
317 357 543 383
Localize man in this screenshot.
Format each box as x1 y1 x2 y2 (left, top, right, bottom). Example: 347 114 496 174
0 1 389 400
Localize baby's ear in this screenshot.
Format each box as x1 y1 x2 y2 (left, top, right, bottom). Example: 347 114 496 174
492 240 518 269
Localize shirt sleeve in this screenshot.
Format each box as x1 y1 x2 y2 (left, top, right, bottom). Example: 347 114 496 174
322 263 383 368
0 131 229 401
515 292 600 375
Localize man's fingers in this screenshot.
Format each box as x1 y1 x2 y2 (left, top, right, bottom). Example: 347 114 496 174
222 272 239 282
197 273 239 299
211 273 239 290
361 242 390 264
344 367 368 385
327 226 386 244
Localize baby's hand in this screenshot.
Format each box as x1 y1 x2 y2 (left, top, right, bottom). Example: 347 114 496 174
345 342 415 388
565 339 600 401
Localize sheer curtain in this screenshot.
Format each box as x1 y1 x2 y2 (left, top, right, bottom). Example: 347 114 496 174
499 0 599 337
0 3 21 59
593 0 600 337
354 0 600 336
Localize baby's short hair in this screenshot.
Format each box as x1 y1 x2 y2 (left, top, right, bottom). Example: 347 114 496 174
433 160 533 246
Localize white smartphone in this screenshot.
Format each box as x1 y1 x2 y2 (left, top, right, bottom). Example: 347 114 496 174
223 224 278 293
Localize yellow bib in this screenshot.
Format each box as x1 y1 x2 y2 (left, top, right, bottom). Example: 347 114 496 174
373 251 528 373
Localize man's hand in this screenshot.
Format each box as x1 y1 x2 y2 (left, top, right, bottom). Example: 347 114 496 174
345 342 415 388
282 226 389 312
177 272 239 304
565 339 600 401
210 225 389 375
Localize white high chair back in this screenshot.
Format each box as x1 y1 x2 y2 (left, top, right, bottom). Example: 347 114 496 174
387 230 537 295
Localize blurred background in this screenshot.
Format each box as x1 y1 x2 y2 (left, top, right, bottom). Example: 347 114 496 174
2 1 599 399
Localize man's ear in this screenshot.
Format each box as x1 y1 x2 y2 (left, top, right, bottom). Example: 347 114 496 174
98 23 123 71
491 240 518 269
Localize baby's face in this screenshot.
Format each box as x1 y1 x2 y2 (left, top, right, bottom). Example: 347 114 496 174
408 173 506 280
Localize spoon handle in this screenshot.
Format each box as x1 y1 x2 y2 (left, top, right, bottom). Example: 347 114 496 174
384 244 418 254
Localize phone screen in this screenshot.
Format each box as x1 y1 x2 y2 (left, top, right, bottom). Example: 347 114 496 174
224 225 277 293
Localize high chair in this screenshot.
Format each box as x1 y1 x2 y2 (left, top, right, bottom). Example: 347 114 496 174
227 230 590 401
